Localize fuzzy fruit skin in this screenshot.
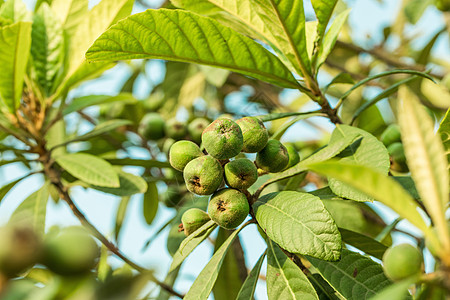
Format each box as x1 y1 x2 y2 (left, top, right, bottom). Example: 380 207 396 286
165 118 187 140
188 118 210 145
208 189 249 230
138 113 165 141
183 156 224 195
0 226 42 278
224 158 258 190
181 208 211 236
256 139 290 173
43 227 99 276
284 144 300 169
201 118 243 159
382 244 422 281
381 124 401 147
387 142 408 173
169 140 203 171
236 117 269 153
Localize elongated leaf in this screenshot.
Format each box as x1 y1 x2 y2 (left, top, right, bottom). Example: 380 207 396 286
114 196 130 242
9 182 50 236
311 0 338 48
339 228 388 260
86 9 300 89
0 0 30 22
31 3 64 95
397 86 450 254
0 21 31 112
213 228 246 300
272 113 325 140
236 250 266 300
54 119 131 149
55 153 119 187
143 181 158 225
105 158 171 169
51 0 88 35
328 125 390 202
259 111 323 122
0 174 30 203
316 9 350 70
168 219 217 273
308 161 440 252
92 170 147 196
438 108 450 177
308 249 391 299
266 240 318 300
258 132 360 192
370 277 415 300
254 191 341 261
63 93 136 115
184 224 247 300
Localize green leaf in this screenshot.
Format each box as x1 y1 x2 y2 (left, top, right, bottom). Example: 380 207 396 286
143 181 158 225
105 158 171 169
0 174 30 203
0 21 31 113
31 3 64 95
55 153 119 187
213 228 246 300
404 0 432 24
63 93 136 115
0 0 30 22
258 132 361 192
315 9 350 70
114 196 130 242
438 107 450 178
236 249 266 300
53 119 132 149
370 277 414 300
307 161 440 252
308 249 391 299
44 118 66 156
51 0 88 35
328 125 390 202
311 0 338 51
86 9 300 89
339 228 388 260
9 182 50 236
259 111 323 122
184 223 247 300
266 240 318 300
168 219 217 273
272 113 326 140
92 169 147 196
254 191 341 261
397 86 450 255
393 176 420 200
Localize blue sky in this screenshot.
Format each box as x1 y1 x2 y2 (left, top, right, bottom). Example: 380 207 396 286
1 0 449 298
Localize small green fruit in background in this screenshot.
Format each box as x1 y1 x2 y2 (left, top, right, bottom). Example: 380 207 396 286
284 143 300 169
161 186 184 207
162 138 176 156
42 227 99 276
188 117 210 144
387 142 408 173
165 118 187 140
143 92 165 112
181 208 211 236
169 140 203 171
236 116 268 153
224 158 258 190
208 188 249 230
256 139 290 173
381 124 401 147
0 226 42 278
138 113 165 141
202 118 243 159
382 243 423 281
183 156 223 195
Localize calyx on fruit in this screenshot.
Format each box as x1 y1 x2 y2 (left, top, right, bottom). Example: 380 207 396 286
236 117 269 153
181 208 211 236
138 113 165 141
165 118 187 140
382 243 423 281
42 227 99 276
188 117 210 145
169 140 203 171
208 188 249 230
224 158 258 190
284 143 300 169
256 139 290 173
201 118 243 159
183 156 223 195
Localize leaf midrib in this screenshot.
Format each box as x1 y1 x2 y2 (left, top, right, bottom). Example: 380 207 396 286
269 241 296 299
